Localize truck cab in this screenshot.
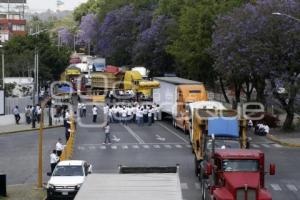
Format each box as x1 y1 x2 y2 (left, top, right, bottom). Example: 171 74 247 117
201 149 275 200
46 160 92 200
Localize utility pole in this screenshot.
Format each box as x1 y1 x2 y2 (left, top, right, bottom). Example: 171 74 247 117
2 51 4 90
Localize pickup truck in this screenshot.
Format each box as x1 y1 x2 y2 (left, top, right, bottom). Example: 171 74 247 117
46 160 92 200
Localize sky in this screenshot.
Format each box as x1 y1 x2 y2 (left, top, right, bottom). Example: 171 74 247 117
27 0 88 12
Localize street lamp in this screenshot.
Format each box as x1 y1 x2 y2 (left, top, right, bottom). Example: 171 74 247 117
0 45 4 90
272 12 300 22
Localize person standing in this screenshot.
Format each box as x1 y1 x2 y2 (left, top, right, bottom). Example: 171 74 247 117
25 105 31 124
121 107 127 125
13 106 21 124
55 138 64 157
148 107 153 126
104 104 109 122
36 105 42 123
103 123 111 144
82 103 87 117
50 150 59 173
248 120 253 132
92 105 98 123
78 102 83 118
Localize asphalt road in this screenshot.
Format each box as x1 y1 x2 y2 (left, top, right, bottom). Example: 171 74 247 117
1 107 300 200
73 111 300 200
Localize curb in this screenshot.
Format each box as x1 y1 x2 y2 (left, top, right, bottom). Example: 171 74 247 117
0 125 64 136
266 133 300 148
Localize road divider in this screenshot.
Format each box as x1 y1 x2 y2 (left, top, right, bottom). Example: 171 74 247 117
60 115 76 161
267 133 300 148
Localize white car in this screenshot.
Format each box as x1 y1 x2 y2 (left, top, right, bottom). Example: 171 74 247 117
47 160 92 200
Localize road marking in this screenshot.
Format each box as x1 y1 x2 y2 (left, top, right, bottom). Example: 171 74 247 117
112 135 121 142
270 184 282 191
88 146 96 150
175 144 182 148
286 184 298 192
272 143 283 148
153 144 160 148
122 145 128 149
158 122 189 144
78 146 85 150
251 144 260 148
195 182 201 189
186 144 192 148
143 145 150 149
123 125 145 144
155 134 166 141
164 144 172 149
132 145 139 149
181 183 188 190
100 146 106 150
111 145 117 149
261 144 270 148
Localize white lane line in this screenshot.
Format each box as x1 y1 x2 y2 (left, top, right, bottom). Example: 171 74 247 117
286 184 298 192
251 144 260 148
181 183 188 190
111 145 117 149
186 144 192 148
272 144 283 148
122 145 128 149
143 145 150 149
132 145 140 149
123 125 145 144
261 144 270 148
88 146 96 150
270 184 282 191
78 146 85 150
175 144 182 148
100 146 106 150
164 144 172 149
195 182 201 190
153 144 160 149
158 122 189 144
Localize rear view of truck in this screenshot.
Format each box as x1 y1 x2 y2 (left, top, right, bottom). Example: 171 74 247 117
74 166 183 200
192 109 248 178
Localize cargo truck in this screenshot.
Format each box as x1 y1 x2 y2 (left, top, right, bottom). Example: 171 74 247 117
200 148 275 200
192 109 248 178
153 77 208 134
74 166 183 200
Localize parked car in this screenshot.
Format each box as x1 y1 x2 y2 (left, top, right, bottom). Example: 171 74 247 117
46 160 92 200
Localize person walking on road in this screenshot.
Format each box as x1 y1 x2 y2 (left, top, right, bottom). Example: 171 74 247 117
13 106 21 124
82 103 87 117
55 138 64 157
92 105 98 123
103 123 111 144
50 150 59 173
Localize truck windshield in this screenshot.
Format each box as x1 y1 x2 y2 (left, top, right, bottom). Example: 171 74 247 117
222 160 259 172
52 166 84 176
206 140 240 150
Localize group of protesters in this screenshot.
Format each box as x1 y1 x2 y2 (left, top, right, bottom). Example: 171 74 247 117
104 103 161 126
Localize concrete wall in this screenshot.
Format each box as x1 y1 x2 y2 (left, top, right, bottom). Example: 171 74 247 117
0 113 26 126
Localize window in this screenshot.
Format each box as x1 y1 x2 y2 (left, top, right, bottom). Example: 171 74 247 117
222 160 259 172
12 24 25 31
189 90 201 93
52 165 84 176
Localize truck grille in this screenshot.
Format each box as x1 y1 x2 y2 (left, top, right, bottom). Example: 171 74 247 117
236 188 256 200
54 185 76 190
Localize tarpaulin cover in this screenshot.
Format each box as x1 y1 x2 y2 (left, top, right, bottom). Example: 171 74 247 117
208 117 239 137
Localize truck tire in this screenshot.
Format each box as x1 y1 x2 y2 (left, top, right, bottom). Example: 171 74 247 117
173 119 178 129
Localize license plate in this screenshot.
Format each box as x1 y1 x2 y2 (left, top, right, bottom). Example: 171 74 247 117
62 192 68 195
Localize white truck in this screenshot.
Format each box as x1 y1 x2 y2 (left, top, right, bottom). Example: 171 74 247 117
74 166 183 200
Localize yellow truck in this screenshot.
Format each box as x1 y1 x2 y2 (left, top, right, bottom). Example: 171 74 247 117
191 108 248 179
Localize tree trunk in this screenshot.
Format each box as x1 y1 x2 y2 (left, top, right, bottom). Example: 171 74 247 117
219 77 230 103
255 78 266 105
233 81 241 109
283 108 294 130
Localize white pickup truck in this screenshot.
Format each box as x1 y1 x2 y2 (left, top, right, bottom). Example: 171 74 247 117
46 160 92 200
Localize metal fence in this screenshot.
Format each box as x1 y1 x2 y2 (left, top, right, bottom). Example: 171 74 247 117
5 96 34 114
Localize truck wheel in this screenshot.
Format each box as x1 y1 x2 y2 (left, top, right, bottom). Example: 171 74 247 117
173 120 178 129
183 125 189 135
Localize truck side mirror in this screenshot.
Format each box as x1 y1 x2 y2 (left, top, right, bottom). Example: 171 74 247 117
47 172 52 177
205 163 212 176
269 163 275 175
88 164 93 174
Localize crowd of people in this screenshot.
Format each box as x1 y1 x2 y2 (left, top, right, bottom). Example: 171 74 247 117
12 104 43 125
104 103 161 126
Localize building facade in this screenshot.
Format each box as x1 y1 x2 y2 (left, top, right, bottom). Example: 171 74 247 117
0 0 26 43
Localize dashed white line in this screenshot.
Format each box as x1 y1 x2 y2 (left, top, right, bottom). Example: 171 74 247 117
286 184 298 192
143 145 150 149
100 146 106 150
153 144 160 148
270 184 282 191
123 125 145 144
164 144 172 149
186 144 192 148
272 143 283 148
88 146 96 150
111 145 117 149
158 122 189 144
181 183 188 190
175 144 182 148
78 146 85 150
132 145 139 149
122 145 128 149
251 144 260 148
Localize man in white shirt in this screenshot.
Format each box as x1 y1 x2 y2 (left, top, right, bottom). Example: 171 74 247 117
82 103 87 117
127 106 133 123
121 107 127 125
103 104 109 122
103 123 111 144
55 138 64 157
92 105 98 123
50 150 59 173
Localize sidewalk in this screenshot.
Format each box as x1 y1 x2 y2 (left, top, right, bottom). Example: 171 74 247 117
267 128 300 147
0 118 63 135
0 184 45 200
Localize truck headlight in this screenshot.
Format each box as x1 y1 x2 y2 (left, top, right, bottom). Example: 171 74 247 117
75 184 82 190
47 184 55 189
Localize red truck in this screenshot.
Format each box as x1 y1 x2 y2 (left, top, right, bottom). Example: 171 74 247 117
200 149 275 200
